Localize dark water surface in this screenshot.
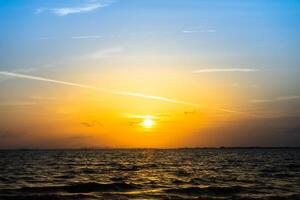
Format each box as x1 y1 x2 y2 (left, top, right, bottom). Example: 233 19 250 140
0 149 299 199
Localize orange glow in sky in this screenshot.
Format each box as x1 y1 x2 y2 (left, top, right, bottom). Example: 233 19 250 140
0 0 299 148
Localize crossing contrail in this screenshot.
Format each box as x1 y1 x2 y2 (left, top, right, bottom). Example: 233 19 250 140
0 71 244 114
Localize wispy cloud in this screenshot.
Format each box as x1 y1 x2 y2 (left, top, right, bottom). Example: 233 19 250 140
126 115 160 127
37 35 103 40
126 114 160 119
251 96 300 104
52 4 103 16
0 96 57 107
181 26 216 34
0 71 245 115
35 8 45 14
225 83 259 89
193 68 260 73
0 101 38 107
0 66 46 83
82 47 123 59
0 47 121 84
37 36 56 40
184 110 197 115
71 35 103 39
81 120 102 128
181 29 216 34
36 1 114 16
0 71 201 107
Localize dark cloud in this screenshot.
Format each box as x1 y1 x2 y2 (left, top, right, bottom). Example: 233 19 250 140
184 110 197 116
81 120 102 128
129 120 142 126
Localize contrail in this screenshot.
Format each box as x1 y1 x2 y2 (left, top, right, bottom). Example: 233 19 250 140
193 68 259 73
0 71 243 114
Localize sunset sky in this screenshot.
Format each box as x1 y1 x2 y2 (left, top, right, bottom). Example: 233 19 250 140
0 0 300 148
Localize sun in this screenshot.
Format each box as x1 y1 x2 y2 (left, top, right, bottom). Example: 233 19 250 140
142 119 154 128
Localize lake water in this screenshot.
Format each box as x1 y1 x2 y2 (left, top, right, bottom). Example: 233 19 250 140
0 149 299 199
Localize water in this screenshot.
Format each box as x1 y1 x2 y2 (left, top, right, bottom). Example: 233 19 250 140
0 149 299 199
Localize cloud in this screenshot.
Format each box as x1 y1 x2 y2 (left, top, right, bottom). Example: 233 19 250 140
52 4 103 16
0 101 38 107
182 30 199 33
81 120 102 127
0 96 57 107
35 8 45 14
0 71 245 115
36 1 114 16
125 113 173 126
184 110 197 115
129 120 142 127
0 65 53 83
181 26 216 34
227 83 259 88
71 35 103 39
250 96 300 104
193 68 259 73
126 114 160 119
0 47 121 84
0 67 36 79
37 36 56 40
83 47 123 59
181 29 216 33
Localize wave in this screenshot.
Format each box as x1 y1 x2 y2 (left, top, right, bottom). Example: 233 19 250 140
165 185 247 196
286 163 300 170
1 149 299 199
0 193 96 200
1 182 140 194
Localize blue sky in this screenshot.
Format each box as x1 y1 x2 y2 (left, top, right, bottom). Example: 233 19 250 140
0 0 300 148
1 0 299 69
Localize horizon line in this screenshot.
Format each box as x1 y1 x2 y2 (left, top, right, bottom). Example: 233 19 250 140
1 146 299 150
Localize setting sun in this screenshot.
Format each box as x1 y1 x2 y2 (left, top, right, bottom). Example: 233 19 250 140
142 119 154 128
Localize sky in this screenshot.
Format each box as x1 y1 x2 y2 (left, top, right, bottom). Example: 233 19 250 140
0 0 300 148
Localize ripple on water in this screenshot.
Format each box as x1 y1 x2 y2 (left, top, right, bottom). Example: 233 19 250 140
0 149 299 199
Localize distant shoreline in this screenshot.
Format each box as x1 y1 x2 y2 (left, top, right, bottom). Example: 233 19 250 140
0 147 300 151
